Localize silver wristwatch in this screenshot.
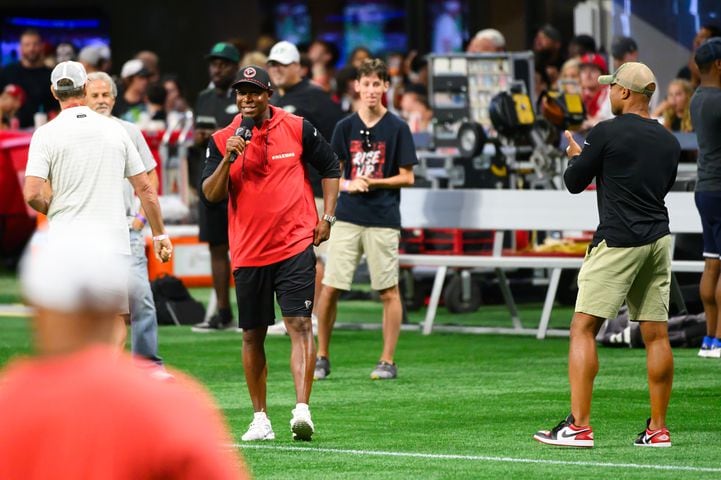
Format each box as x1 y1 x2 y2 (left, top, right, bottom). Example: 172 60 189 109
322 214 336 226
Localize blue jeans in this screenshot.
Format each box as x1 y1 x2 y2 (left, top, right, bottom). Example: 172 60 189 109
129 229 162 364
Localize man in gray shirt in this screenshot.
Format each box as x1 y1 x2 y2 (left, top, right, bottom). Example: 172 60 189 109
85 71 168 376
690 37 721 358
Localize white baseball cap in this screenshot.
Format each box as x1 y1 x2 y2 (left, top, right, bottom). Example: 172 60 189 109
268 40 300 65
51 61 88 91
120 58 150 79
20 231 128 314
78 44 111 67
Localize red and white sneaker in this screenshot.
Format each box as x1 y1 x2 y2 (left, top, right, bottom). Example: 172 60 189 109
534 414 594 448
634 419 671 447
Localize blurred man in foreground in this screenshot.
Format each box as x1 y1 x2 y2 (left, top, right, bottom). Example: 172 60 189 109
0 234 248 479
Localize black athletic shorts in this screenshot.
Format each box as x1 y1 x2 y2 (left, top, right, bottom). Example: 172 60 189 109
695 191 721 259
234 245 316 330
198 201 228 246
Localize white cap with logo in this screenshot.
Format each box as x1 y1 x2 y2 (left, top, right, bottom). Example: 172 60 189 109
51 61 88 91
120 58 150 79
268 40 300 65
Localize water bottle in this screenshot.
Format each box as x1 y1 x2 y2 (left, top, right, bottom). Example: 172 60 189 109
33 105 47 129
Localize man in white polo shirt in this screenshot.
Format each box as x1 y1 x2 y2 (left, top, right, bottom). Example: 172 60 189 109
23 61 172 344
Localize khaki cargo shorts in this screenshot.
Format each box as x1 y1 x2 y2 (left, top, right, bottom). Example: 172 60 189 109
575 235 672 321
322 220 400 291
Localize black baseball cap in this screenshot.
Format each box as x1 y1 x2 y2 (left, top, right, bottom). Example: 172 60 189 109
611 36 638 60
206 42 240 63
695 37 721 66
539 24 562 42
231 65 273 92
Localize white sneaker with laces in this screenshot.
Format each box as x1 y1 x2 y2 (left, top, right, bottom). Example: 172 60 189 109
290 405 314 441
241 412 275 441
533 414 594 448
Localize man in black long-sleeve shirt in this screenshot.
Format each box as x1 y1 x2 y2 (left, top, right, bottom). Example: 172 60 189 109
534 62 680 449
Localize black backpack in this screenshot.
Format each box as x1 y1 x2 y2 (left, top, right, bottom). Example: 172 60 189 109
150 275 206 326
597 307 706 348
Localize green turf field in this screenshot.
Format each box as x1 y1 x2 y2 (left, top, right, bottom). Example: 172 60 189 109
1 280 720 479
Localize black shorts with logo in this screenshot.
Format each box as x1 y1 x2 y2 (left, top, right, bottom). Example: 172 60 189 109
234 245 316 330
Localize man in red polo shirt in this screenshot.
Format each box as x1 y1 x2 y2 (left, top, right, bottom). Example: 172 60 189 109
202 65 340 442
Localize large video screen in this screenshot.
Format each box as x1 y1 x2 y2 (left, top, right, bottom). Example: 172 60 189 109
0 11 110 66
612 0 720 48
341 1 407 64
429 0 469 54
274 1 312 47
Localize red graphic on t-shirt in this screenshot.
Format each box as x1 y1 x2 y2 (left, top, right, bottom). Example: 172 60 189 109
349 140 386 179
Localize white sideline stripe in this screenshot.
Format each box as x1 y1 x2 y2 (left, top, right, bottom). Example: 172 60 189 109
0 304 31 317
232 444 721 473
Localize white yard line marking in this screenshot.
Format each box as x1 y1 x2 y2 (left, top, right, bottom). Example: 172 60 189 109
233 444 721 473
0 304 31 317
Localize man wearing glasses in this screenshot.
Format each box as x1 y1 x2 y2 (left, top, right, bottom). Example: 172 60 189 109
201 65 340 442
314 59 417 381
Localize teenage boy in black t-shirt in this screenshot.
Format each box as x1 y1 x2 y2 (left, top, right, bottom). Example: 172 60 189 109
534 62 680 449
314 59 417 381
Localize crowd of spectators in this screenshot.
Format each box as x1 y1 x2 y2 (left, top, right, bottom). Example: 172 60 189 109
1 23 719 146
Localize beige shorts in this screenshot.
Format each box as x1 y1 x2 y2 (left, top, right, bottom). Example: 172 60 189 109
322 221 400 291
575 235 672 321
314 197 329 259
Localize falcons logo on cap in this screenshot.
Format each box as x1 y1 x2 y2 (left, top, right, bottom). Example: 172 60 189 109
244 67 256 78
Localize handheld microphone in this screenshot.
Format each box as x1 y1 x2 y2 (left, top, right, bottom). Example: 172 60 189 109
229 117 254 163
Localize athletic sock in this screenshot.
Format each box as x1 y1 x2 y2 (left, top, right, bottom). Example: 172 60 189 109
294 403 310 413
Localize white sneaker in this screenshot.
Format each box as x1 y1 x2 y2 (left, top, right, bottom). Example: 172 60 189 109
290 406 314 441
266 321 288 336
241 413 275 441
266 316 318 336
